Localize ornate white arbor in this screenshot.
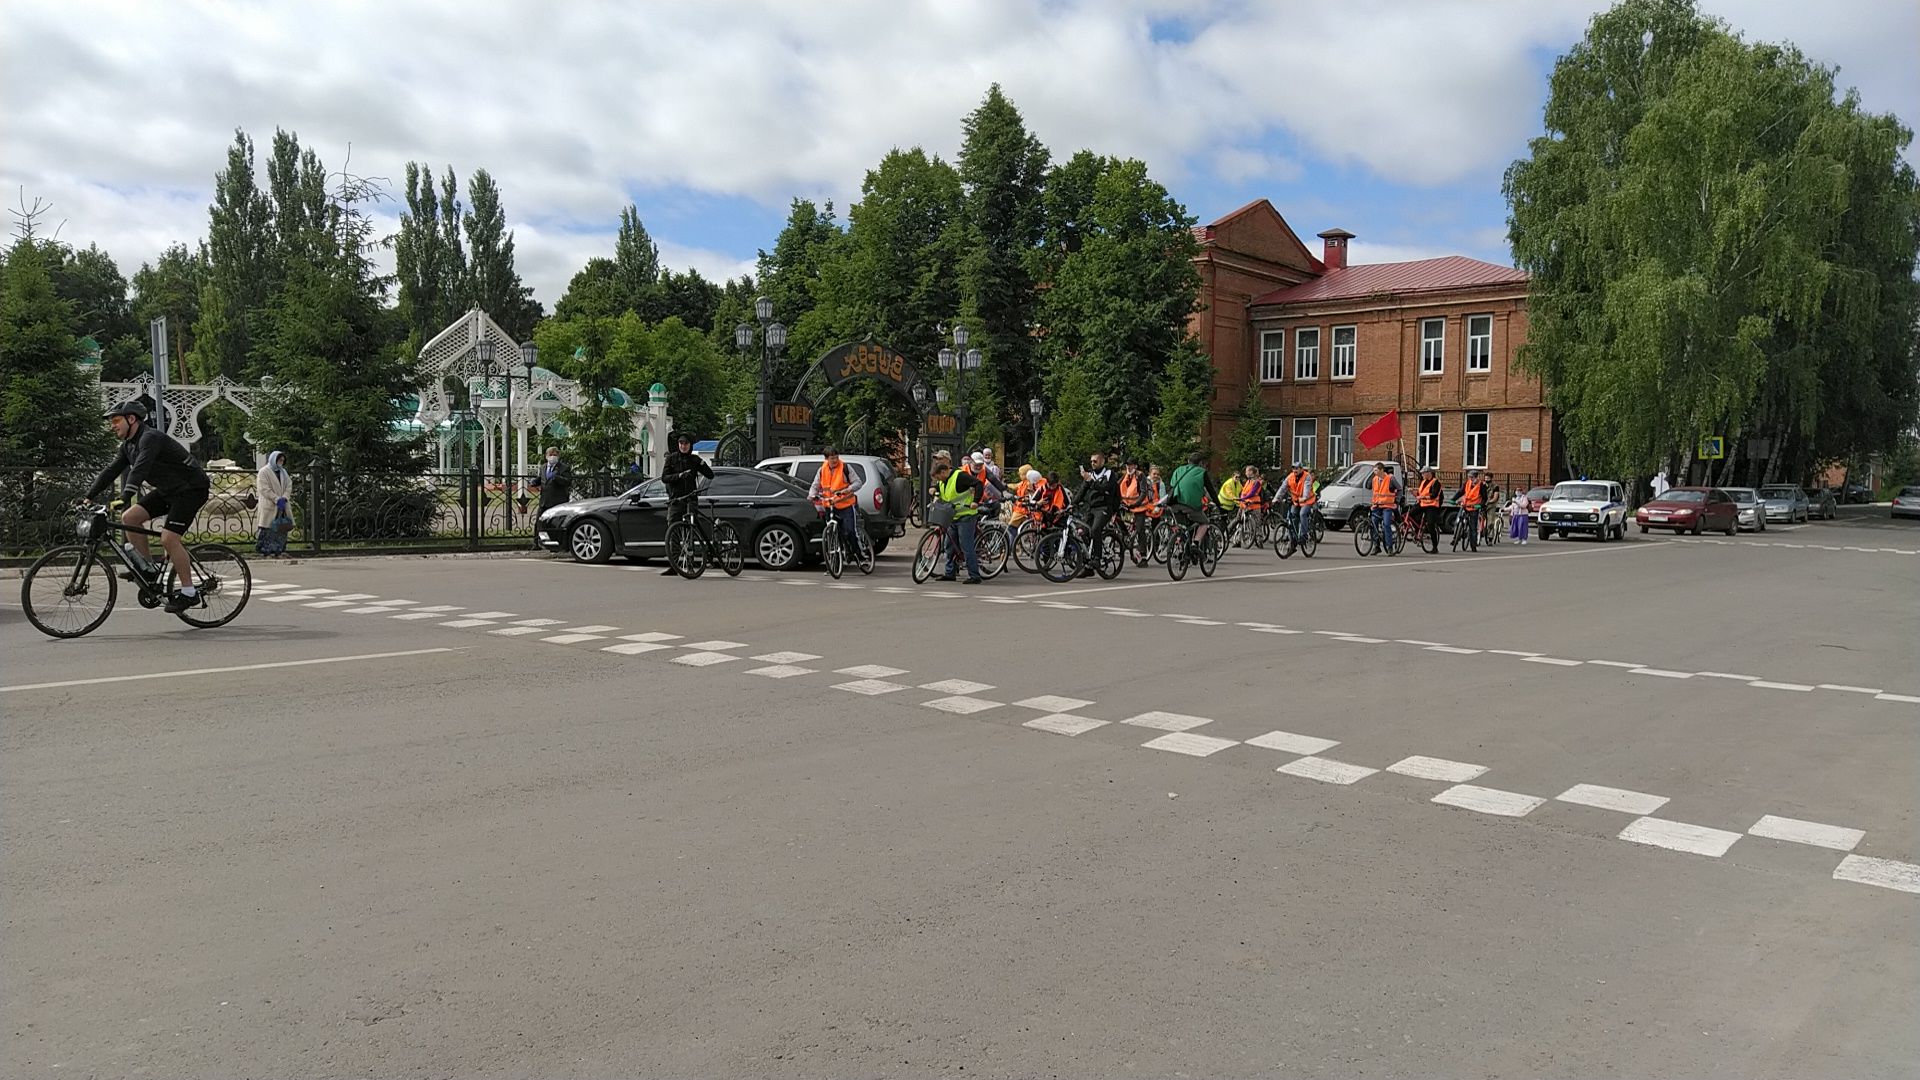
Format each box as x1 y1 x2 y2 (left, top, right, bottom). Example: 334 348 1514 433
95 375 259 448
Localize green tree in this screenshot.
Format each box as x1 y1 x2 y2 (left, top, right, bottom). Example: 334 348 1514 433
1033 363 1104 477
131 244 208 380
1141 357 1210 472
0 233 111 468
613 204 661 316
395 162 469 349
755 198 839 342
957 85 1050 454
462 168 541 339
265 128 331 286
1504 0 1919 480
1224 381 1269 471
658 267 721 331
554 257 625 322
49 244 142 380
191 129 273 378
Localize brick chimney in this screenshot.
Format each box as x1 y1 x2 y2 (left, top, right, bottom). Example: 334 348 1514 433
1317 227 1354 270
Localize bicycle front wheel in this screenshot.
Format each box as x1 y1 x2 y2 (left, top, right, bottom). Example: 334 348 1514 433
1353 517 1375 557
1168 533 1189 580
21 544 117 638
1300 521 1319 558
1420 519 1439 554
665 520 706 579
1039 529 1081 583
824 527 844 579
1274 520 1295 560
855 529 875 575
165 543 252 628
911 529 943 584
717 522 744 577
1199 527 1224 577
977 524 1010 580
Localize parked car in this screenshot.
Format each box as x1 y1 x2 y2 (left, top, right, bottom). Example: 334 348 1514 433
1537 480 1629 541
1316 460 1410 529
1840 482 1874 504
1635 487 1738 535
1522 486 1556 523
1722 487 1767 532
1803 487 1838 520
757 453 908 554
536 466 825 570
1757 485 1810 523
1893 486 1920 520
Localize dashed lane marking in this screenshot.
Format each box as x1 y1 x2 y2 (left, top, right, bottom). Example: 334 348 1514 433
603 642 673 656
1120 711 1215 732
1819 684 1885 695
1433 785 1546 818
1749 815 1864 851
1524 656 1584 667
1277 756 1378 785
438 619 499 628
1386 756 1488 783
1013 695 1094 713
1426 645 1481 654
1246 730 1341 755
746 664 816 678
921 695 1003 715
1557 784 1669 815
541 633 609 645
837 664 909 679
1833 855 1920 894
463 611 519 619
1618 817 1743 858
1143 732 1239 757
1749 680 1817 692
834 678 911 696
921 679 995 695
487 626 550 636
1697 671 1761 681
620 632 683 643
672 651 738 667
1629 668 1694 679
682 639 749 651
753 651 821 664
1023 714 1108 736
509 617 565 626
557 624 622 634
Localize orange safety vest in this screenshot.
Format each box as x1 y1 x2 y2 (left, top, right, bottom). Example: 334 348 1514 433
1417 477 1442 508
1241 477 1266 511
1370 473 1397 508
1010 479 1034 521
1120 473 1145 511
1286 472 1309 505
1462 478 1484 509
816 459 857 510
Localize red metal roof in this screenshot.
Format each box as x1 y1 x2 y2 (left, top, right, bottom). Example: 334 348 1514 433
1251 256 1527 306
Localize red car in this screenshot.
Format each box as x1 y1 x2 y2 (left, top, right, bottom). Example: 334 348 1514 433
1636 487 1738 535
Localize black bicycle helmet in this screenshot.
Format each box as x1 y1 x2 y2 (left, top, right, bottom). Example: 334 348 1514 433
104 401 149 421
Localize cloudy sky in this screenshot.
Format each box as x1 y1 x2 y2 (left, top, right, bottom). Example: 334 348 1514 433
4 0 1913 308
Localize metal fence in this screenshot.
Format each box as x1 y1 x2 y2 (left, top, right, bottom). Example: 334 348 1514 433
0 466 635 561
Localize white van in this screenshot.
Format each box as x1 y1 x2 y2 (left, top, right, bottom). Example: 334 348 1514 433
1317 460 1409 529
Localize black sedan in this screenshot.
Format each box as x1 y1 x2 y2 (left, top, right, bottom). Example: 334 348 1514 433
536 467 824 570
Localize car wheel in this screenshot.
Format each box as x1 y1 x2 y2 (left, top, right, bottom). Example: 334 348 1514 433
755 522 803 571
869 535 889 556
1691 519 1702 536
569 519 613 563
1539 527 1553 541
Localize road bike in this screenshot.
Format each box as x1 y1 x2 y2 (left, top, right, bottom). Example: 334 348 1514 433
21 503 252 638
1450 507 1482 553
664 485 743 579
818 503 873 579
1273 506 1324 560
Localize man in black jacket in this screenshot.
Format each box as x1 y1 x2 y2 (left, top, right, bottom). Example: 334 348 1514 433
1077 449 1121 578
86 401 211 612
658 432 712 576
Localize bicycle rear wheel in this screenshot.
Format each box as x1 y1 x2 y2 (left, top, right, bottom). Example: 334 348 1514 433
665 520 705 579
1095 530 1124 580
977 524 1010 580
165 543 252 628
1353 516 1375 556
716 522 744 577
1420 518 1439 554
1012 525 1042 574
1388 519 1408 557
1167 531 1189 580
21 544 117 638
1128 519 1151 566
1151 519 1170 564
1199 526 1224 577
855 528 876 575
911 529 943 583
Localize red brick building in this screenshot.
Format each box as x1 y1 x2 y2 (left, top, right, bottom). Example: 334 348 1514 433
1191 200 1552 487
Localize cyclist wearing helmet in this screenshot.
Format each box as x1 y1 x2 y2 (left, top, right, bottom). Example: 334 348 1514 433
85 401 211 612
658 431 713 577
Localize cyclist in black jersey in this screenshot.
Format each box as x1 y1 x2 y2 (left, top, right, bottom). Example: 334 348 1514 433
85 401 212 612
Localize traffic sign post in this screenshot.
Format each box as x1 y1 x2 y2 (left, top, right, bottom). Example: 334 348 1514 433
1698 435 1725 460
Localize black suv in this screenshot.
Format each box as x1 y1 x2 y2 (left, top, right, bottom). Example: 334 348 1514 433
536 467 824 570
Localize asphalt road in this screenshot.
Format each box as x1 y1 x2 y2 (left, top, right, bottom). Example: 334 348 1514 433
4 511 1917 1079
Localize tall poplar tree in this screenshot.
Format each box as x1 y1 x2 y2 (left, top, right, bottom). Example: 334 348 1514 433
957 84 1049 451
462 169 541 339
396 162 469 349
192 130 273 378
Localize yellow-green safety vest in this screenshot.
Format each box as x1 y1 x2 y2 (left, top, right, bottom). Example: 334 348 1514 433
940 470 978 518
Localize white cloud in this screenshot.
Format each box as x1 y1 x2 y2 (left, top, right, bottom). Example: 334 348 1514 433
1 0 1910 306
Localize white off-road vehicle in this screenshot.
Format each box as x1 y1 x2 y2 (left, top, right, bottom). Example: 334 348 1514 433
1537 480 1629 541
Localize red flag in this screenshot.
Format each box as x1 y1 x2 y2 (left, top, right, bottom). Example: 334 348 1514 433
1358 409 1401 450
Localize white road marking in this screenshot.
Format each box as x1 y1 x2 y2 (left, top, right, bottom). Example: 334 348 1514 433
1617 817 1742 857
1426 645 1481 654
1246 730 1340 755
746 664 816 678
439 619 499 628
1333 635 1387 644
1023 714 1108 736
826 583 865 590
542 633 608 645
1120 711 1215 732
603 642 673 656
1875 693 1920 704
557 624 622 634
464 611 519 619
1106 610 1156 617
1586 660 1646 669
1432 785 1545 817
1312 629 1355 637
1832 855 1920 894
328 593 380 601
0 648 462 692
1749 680 1816 692
620 632 683 643
363 599 416 606
1253 627 1305 634
1174 618 1225 625
487 626 549 636
1013 695 1094 713
1818 684 1884 694
921 695 1003 715
1748 815 1864 851
302 600 359 608
673 651 738 667
753 651 821 664
837 664 909 678
1386 756 1487 782
510 618 565 626
1556 784 1669 815
682 640 749 651
1696 671 1760 681
342 606 396 614
1523 656 1583 667
391 611 451 620
978 598 1027 604
834 678 909 695
922 591 965 598
252 582 299 591
1488 649 1544 657
1394 638 1448 646
921 679 995 694
1629 668 1694 679
262 595 316 602
1277 756 1378 785
1143 732 1239 757
1036 601 1087 609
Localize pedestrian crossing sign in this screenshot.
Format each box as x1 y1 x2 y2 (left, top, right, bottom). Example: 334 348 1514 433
1699 435 1725 460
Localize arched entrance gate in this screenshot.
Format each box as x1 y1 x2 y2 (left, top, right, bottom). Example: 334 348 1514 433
768 340 963 513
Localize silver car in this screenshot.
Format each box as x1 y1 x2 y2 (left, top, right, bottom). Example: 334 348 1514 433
1758 485 1810 523
1893 486 1920 520
1722 487 1766 532
757 453 909 553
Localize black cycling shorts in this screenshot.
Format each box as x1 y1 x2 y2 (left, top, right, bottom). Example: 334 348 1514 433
137 485 210 534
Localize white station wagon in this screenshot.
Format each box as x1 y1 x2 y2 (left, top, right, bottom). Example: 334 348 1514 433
1537 480 1629 542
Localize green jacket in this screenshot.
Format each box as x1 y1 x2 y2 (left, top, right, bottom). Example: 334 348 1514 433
1167 463 1210 509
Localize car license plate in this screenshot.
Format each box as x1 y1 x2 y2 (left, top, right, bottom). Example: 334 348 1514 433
1647 513 1668 521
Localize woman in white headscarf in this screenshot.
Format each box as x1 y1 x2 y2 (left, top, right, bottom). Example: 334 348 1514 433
255 450 294 555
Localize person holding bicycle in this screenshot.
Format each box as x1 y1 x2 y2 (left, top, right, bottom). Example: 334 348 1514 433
659 431 713 577
1416 466 1444 548
929 459 984 583
1075 450 1121 578
809 445 862 559
1282 462 1316 545
85 401 210 613
1453 469 1487 552
1368 462 1400 551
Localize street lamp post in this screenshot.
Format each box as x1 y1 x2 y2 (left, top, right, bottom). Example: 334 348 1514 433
1029 396 1044 458
937 323 981 449
735 297 788 463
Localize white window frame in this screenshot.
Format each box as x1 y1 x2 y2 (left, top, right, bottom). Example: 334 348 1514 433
1263 417 1288 467
1292 418 1317 469
1416 413 1441 470
1294 327 1320 381
1259 331 1286 383
1463 412 1489 469
1420 318 1445 375
1331 325 1356 380
1466 314 1492 373
1328 417 1353 468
